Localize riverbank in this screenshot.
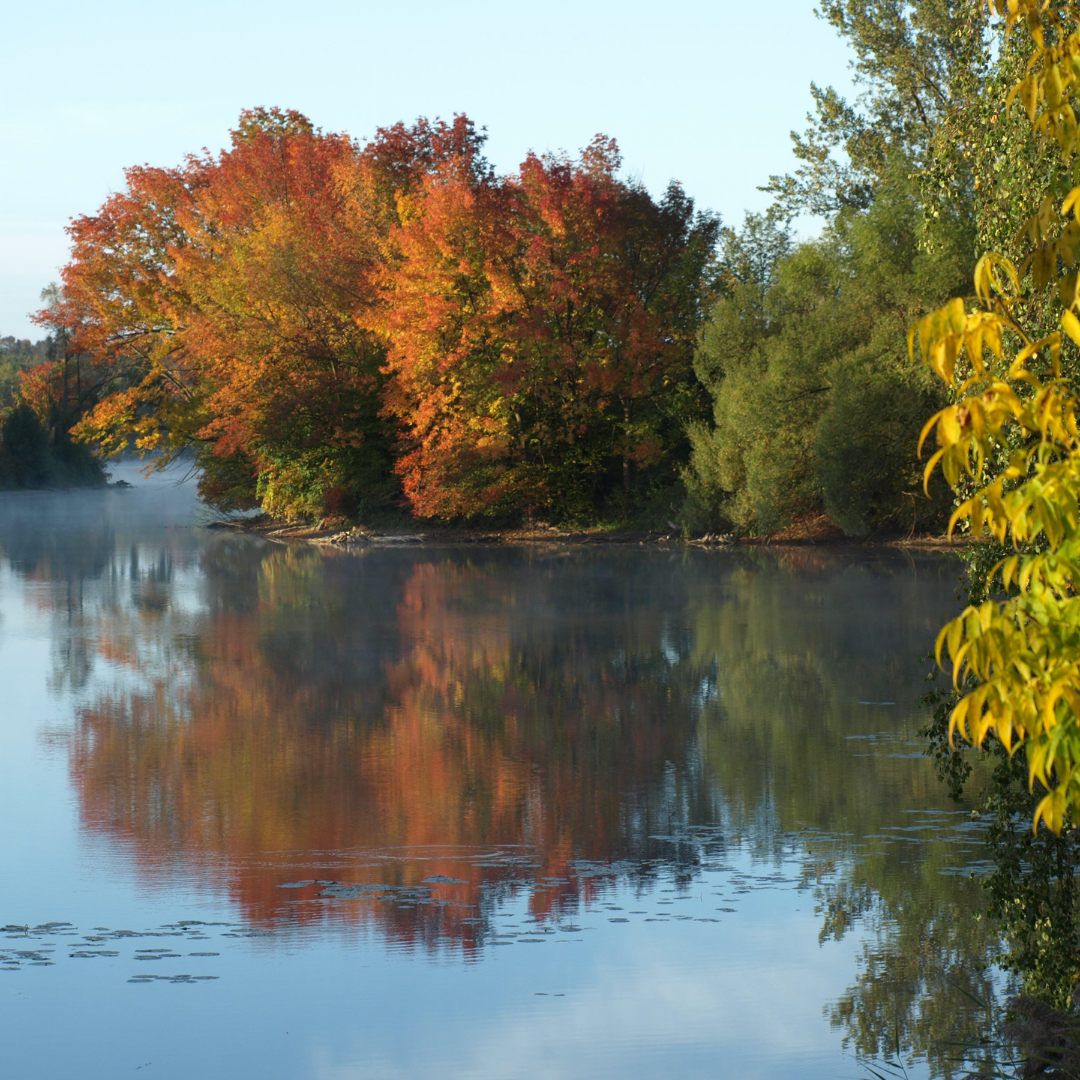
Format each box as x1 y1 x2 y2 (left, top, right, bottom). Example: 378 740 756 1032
208 509 965 551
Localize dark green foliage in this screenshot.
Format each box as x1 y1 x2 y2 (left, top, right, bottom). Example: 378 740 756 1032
921 532 1080 1012
925 680 1080 1010
48 430 106 487
687 178 967 536
983 759 1080 1010
195 451 261 514
816 352 946 536
0 322 107 490
0 402 50 487
0 400 105 490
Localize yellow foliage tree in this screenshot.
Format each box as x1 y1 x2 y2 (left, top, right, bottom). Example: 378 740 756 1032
918 0 1080 832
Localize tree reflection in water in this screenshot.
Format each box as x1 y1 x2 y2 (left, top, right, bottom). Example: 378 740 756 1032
0 506 1003 1076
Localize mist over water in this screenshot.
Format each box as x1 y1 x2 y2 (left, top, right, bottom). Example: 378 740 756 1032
0 465 999 1079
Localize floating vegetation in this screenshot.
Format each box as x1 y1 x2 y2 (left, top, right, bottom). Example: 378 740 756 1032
0 846 892 985
126 975 219 984
0 921 238 983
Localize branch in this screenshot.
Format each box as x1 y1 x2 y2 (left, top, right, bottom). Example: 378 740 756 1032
778 385 831 402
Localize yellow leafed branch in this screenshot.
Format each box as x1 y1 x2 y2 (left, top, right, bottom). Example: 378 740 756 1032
919 0 1080 831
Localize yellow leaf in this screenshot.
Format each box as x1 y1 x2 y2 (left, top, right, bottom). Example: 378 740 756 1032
918 412 943 457
947 296 966 334
1062 308 1080 347
1061 185 1080 218
923 448 945 495
1046 63 1063 109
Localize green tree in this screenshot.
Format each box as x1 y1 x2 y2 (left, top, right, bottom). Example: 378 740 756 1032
0 402 49 487
687 175 967 536
765 0 989 218
686 0 991 539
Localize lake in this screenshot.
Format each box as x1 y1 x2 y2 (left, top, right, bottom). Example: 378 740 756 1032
0 464 1000 1079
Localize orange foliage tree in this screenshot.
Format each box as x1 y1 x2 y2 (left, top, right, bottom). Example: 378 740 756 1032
383 137 719 521
54 109 385 518
51 111 716 524
52 110 477 519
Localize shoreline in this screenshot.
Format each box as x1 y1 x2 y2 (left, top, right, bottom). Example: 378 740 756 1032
208 515 966 552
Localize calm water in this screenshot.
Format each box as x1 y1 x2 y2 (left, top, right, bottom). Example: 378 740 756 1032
0 465 1000 1080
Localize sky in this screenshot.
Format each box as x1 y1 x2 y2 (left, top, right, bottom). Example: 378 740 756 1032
1 0 857 340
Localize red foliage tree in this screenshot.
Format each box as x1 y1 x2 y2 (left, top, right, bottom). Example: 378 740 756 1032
383 136 718 521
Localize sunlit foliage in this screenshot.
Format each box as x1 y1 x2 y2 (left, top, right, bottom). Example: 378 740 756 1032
383 137 717 521
50 111 716 525
916 1 1080 834
53 108 442 519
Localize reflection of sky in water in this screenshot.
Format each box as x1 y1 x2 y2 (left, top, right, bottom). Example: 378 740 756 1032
0 464 997 1079
1 860 858 1080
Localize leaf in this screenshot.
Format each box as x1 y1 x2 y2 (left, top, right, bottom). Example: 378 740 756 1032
1062 309 1080 347
1061 185 1080 218
1018 75 1039 121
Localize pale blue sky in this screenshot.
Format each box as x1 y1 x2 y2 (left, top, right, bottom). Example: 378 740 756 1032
1 0 856 339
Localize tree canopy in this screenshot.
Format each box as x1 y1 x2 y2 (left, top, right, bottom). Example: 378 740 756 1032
44 110 717 525
687 175 970 537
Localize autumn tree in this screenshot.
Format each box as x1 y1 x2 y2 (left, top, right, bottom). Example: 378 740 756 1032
50 109 715 525
52 110 509 521
383 137 718 522
54 110 380 518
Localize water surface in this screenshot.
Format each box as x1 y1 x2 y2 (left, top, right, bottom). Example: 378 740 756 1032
0 465 998 1079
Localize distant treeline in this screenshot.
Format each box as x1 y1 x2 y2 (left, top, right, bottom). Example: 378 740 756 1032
0 330 105 489
0 336 48 406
